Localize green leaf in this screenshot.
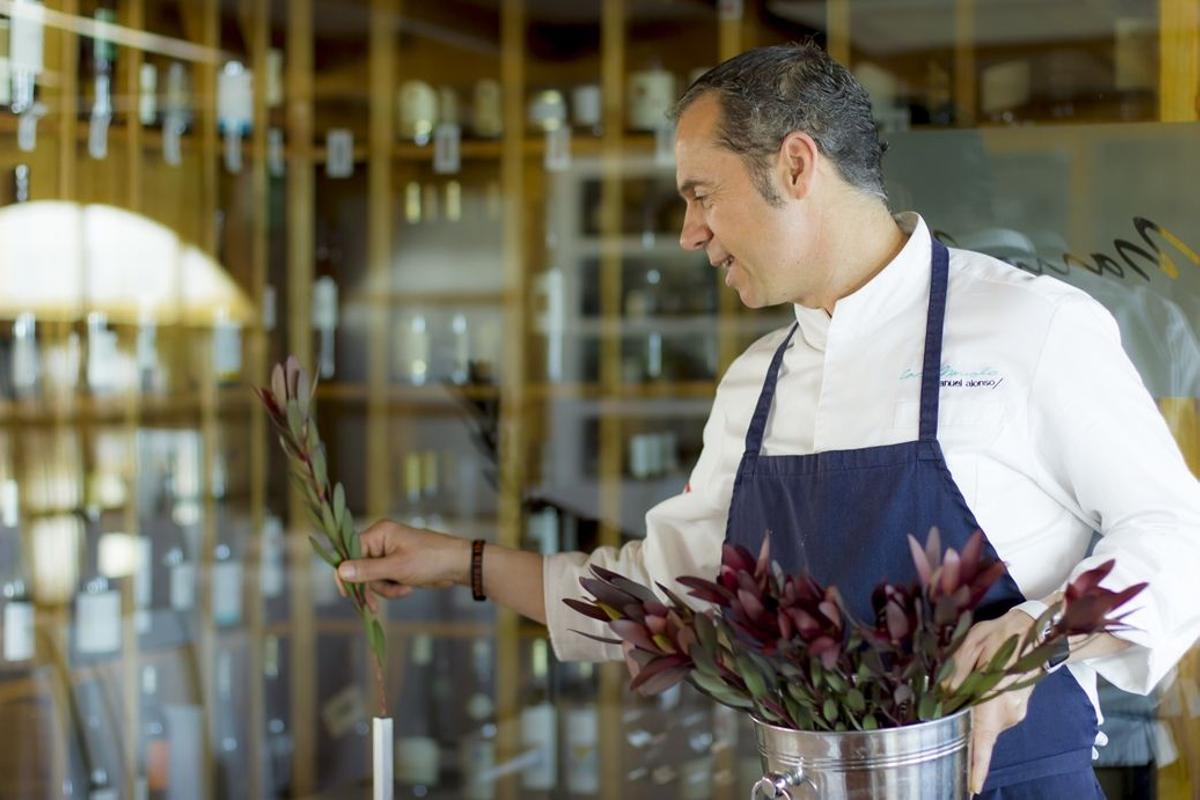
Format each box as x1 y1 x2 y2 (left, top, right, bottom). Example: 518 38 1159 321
845 688 866 713
308 535 339 568
310 446 328 496
344 514 361 559
286 399 304 440
320 501 337 540
862 714 878 731
333 483 347 528
822 697 838 723
917 693 938 721
826 671 847 693
986 635 1020 673
935 658 957 688
692 671 754 710
694 613 717 654
737 654 769 699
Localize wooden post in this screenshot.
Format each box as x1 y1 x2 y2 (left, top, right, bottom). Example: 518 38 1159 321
953 0 975 126
825 0 851 66
1160 0 1200 122
243 0 271 797
598 5 625 799
496 4 527 800
286 0 317 793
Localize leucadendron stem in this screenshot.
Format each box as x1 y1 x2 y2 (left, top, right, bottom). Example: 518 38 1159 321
255 356 390 716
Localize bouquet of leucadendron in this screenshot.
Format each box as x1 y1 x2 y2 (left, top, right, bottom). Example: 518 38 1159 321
566 529 1145 731
254 356 388 715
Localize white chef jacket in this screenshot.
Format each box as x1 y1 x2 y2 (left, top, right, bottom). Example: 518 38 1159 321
544 212 1200 725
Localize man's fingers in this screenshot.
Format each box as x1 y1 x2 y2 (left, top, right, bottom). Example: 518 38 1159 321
334 571 347 598
338 557 395 585
948 635 985 690
970 706 1001 796
371 581 412 599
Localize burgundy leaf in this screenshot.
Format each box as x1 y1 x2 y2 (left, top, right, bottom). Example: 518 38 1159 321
569 629 624 646
737 588 767 623
562 598 612 622
924 527 942 572
579 576 638 610
722 543 757 575
610 619 659 653
908 534 933 587
1065 560 1117 602
677 576 733 605
959 531 985 582
589 566 660 605
755 535 772 578
939 549 961 596
630 654 691 695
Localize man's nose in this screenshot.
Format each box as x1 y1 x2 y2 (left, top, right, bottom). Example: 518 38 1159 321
679 204 710 251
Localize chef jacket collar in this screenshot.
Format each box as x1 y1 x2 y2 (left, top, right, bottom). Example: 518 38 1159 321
791 212 932 353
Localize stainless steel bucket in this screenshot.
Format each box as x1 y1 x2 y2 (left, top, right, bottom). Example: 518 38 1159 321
750 708 971 799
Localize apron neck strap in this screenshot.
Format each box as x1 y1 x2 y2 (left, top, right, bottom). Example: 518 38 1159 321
919 239 950 442
742 322 799 456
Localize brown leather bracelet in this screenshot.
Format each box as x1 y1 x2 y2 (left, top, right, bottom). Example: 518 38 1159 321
470 539 486 602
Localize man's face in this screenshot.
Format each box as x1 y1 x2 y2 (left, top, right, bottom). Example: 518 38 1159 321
675 93 819 309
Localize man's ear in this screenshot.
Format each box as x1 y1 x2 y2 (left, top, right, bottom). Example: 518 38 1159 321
778 131 820 200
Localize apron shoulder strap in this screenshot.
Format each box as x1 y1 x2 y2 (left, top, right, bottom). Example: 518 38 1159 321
743 322 799 456
919 239 951 442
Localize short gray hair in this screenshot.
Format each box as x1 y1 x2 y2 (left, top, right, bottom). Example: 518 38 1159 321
672 42 888 206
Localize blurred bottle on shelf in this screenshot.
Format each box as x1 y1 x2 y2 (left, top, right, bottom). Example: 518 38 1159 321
138 61 157 126
139 664 169 800
396 634 441 795
562 661 600 798
398 80 437 146
2 577 34 662
471 78 502 139
84 6 116 159
262 635 294 796
458 638 497 800
78 678 121 800
214 649 245 798
9 0 44 116
11 310 41 400
627 64 676 133
525 505 559 556
521 637 558 796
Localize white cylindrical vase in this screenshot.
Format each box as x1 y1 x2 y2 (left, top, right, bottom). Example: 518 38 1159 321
374 717 394 800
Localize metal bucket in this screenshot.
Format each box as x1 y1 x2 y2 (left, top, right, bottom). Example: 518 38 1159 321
750 708 971 799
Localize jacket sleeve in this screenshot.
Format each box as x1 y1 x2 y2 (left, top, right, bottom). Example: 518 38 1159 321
1027 292 1200 694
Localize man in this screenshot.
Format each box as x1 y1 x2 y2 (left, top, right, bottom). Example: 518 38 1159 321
336 44 1200 797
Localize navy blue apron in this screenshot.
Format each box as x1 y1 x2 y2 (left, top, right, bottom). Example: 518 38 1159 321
724 240 1100 796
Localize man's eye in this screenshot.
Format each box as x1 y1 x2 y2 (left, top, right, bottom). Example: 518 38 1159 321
695 195 711 208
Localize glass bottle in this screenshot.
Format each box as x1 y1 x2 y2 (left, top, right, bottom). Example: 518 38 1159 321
458 638 496 800
520 637 558 796
396 634 440 795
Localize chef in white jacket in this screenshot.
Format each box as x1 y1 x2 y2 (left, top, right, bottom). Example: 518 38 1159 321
337 43 1200 797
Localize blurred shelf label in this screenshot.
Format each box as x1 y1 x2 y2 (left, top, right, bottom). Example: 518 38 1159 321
326 128 354 178
433 122 461 175
2 600 34 661
268 128 286 177
545 126 571 173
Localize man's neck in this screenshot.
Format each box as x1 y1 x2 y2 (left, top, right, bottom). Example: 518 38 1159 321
807 199 909 316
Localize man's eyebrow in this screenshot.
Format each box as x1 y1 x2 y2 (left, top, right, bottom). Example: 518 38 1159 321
677 179 711 198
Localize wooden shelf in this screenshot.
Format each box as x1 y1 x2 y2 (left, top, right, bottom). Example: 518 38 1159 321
0 386 252 426
314 382 500 404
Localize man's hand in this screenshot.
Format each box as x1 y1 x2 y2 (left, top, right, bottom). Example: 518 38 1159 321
945 607 1041 795
334 519 471 613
